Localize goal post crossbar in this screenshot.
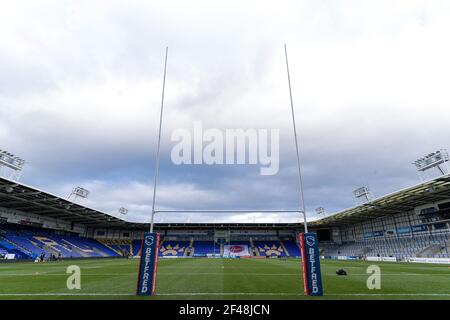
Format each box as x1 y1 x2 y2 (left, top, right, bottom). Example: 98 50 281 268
154 209 304 213
149 45 308 232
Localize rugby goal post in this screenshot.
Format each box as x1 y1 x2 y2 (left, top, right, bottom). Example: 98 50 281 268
148 45 308 232
137 45 323 296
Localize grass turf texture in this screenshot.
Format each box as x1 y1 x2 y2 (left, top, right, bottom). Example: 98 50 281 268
0 258 449 300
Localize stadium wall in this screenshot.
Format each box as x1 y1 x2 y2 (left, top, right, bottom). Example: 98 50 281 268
334 204 449 243
0 207 86 234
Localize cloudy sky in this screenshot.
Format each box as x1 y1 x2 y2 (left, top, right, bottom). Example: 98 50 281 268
1 0 450 223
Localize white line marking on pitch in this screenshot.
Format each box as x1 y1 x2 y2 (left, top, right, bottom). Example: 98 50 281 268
0 272 444 277
0 293 449 297
156 293 450 296
0 293 135 296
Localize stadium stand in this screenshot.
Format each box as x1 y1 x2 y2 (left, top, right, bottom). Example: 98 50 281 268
282 240 301 257
98 239 133 256
2 220 449 261
0 237 29 259
192 241 218 256
159 241 190 257
0 224 119 259
1 175 450 262
228 241 251 247
254 241 287 257
132 239 142 256
321 232 450 259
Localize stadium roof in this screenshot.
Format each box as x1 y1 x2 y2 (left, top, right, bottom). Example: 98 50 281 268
0 176 304 230
0 176 137 229
311 174 450 227
1 174 450 230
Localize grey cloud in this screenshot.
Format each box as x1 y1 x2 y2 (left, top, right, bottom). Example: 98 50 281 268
1 1 450 222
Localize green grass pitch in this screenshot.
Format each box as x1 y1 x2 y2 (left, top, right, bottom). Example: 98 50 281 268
0 258 449 300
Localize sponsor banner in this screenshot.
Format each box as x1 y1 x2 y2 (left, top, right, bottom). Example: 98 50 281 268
396 226 411 235
406 257 450 264
411 224 428 233
4 253 15 260
136 232 160 296
298 233 323 296
364 230 384 238
367 256 397 262
223 244 249 257
396 224 427 234
336 255 358 260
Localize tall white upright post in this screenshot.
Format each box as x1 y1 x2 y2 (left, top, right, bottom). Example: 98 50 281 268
284 44 308 233
150 47 169 233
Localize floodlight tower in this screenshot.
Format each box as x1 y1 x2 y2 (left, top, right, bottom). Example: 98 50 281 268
413 149 449 181
315 207 326 219
68 186 90 202
353 186 372 204
0 149 25 181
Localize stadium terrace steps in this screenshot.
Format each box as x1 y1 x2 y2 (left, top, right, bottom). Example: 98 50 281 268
249 238 259 256
0 238 20 251
280 240 300 257
186 238 195 256
3 233 40 258
32 236 84 258
279 240 290 257
92 248 109 257
418 244 441 257
360 246 373 255
0 238 30 258
85 239 118 257
440 240 450 258
3 221 447 262
0 247 8 256
253 241 287 257
192 241 217 256
39 243 60 257
159 241 190 257
186 240 303 257
321 233 450 259
97 239 123 256
131 239 142 256
111 239 132 256
61 239 90 258
1 225 123 259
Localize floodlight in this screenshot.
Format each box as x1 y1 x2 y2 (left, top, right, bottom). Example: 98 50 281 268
413 149 449 179
353 186 370 198
68 187 90 201
315 207 325 215
353 186 372 203
0 148 25 181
